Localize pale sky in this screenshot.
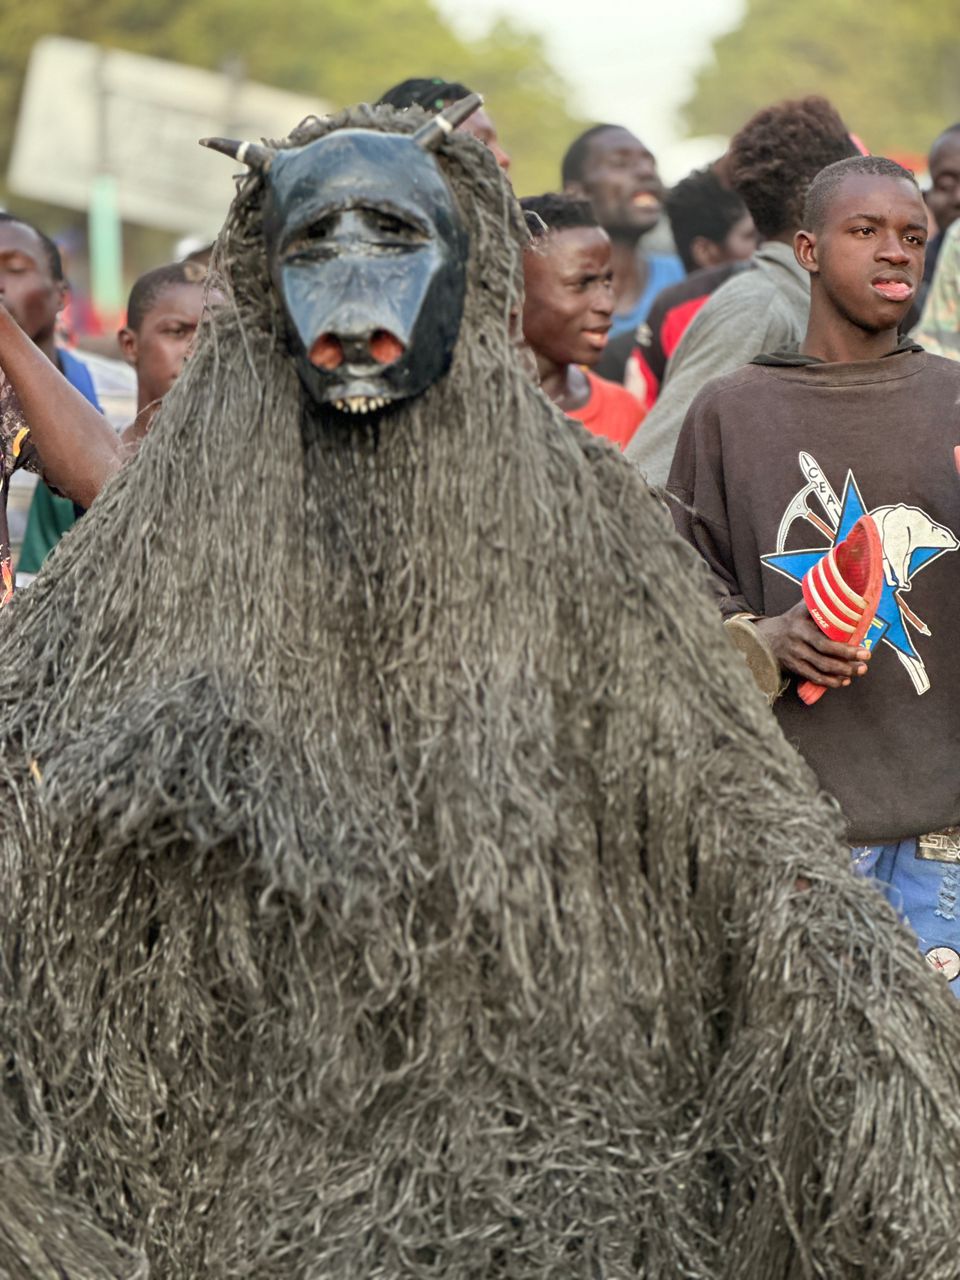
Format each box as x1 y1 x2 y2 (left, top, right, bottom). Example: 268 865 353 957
435 0 746 181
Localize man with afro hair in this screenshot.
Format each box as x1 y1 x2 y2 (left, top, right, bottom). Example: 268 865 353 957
626 96 857 487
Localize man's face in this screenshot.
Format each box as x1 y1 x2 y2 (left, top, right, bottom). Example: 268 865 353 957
802 174 928 334
522 225 615 368
927 133 960 234
721 212 759 262
690 211 759 270
120 282 208 405
0 221 64 344
458 107 510 174
569 128 663 235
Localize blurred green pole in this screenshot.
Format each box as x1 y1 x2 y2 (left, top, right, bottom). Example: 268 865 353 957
89 174 123 316
88 47 123 319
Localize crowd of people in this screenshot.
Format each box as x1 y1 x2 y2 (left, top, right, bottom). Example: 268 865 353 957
3 69 960 1274
1 77 960 996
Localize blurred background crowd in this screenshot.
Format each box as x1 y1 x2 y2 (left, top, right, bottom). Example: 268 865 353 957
1 0 958 571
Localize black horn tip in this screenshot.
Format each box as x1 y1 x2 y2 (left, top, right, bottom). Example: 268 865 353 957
412 92 484 151
200 136 272 172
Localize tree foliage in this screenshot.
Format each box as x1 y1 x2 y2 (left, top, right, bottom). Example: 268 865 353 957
684 0 960 161
0 0 584 198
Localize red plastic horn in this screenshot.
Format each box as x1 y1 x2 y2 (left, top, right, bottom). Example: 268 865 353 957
798 513 884 706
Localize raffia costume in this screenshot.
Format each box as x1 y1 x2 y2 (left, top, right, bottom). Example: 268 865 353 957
0 107 959 1278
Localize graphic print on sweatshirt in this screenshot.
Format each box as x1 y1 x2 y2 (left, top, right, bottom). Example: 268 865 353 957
761 451 959 694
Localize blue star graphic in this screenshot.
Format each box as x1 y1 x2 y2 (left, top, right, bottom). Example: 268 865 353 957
761 471 943 664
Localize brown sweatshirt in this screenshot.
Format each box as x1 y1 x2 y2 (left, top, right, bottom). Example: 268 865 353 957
668 347 960 844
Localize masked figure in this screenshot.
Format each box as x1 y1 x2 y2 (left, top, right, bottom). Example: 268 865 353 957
0 104 959 1279
205 100 474 414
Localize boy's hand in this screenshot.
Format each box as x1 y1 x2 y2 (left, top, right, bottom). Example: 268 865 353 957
754 601 871 689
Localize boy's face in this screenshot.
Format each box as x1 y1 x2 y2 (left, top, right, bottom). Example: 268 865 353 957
457 107 510 174
927 133 960 234
569 128 663 235
522 225 615 369
0 221 64 345
720 211 759 262
690 211 759 271
799 174 928 334
119 282 207 405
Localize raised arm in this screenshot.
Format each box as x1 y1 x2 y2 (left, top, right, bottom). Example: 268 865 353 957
0 306 122 508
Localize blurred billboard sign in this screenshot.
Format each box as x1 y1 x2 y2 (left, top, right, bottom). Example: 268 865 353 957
8 37 326 236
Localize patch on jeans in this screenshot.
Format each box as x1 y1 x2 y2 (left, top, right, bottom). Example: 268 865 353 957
925 946 960 981
935 864 960 922
917 827 960 862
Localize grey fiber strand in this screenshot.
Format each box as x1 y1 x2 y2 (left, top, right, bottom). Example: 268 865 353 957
0 106 958 1277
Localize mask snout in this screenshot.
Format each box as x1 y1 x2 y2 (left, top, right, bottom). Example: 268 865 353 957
308 328 406 372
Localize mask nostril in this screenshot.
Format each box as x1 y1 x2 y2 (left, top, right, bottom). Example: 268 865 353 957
369 330 405 366
309 334 345 370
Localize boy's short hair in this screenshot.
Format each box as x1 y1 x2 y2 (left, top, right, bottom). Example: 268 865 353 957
376 78 473 112
560 124 620 187
519 193 599 239
126 261 207 332
930 122 960 157
728 96 858 239
803 156 919 232
0 212 64 282
664 167 750 272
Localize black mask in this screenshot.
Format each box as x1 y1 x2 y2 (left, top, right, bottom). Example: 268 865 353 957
202 98 480 417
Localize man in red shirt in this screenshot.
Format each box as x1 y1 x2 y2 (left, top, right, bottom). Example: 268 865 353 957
519 194 644 450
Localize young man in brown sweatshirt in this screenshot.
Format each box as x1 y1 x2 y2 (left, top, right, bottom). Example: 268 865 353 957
668 155 960 995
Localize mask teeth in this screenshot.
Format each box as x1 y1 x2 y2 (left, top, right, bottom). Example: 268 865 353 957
332 395 390 414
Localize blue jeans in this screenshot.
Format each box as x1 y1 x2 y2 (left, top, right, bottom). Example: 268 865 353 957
852 839 960 998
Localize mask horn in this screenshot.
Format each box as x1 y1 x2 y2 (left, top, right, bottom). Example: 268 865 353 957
200 136 273 173
412 93 484 152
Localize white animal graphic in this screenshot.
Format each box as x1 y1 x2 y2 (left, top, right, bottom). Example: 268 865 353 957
871 504 959 592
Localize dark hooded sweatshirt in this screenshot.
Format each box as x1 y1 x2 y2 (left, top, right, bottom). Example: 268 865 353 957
668 343 960 844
